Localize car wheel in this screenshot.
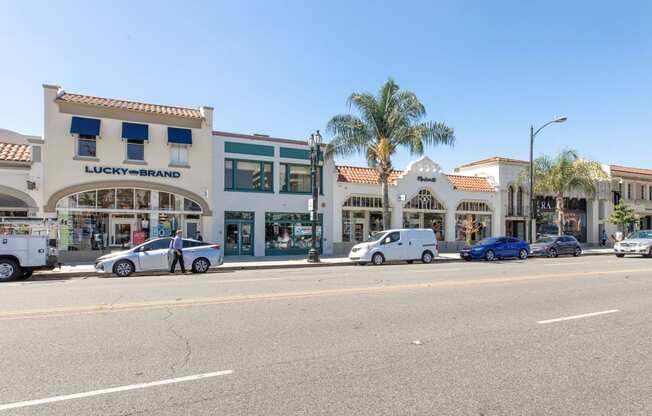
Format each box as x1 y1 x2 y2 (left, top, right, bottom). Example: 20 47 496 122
615 254 625 258
17 270 33 280
421 251 434 264
518 249 528 260
192 257 210 273
113 260 134 277
357 262 367 266
0 258 20 282
484 250 495 261
548 248 558 258
407 260 414 264
574 247 582 257
463 257 472 262
372 253 385 265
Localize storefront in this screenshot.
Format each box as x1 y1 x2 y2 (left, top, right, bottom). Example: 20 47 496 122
341 195 386 243
401 188 446 241
224 211 254 255
535 196 587 242
455 201 493 242
265 212 322 255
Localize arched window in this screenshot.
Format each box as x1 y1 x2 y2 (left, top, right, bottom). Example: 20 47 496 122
516 187 524 216
507 186 514 216
404 189 445 211
343 195 384 209
456 201 491 212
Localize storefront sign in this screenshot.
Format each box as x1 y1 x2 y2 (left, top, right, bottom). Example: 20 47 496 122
84 166 181 178
417 176 437 183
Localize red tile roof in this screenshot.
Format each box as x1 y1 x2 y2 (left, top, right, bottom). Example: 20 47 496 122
446 174 495 192
610 165 652 178
0 142 31 163
337 165 403 185
57 92 203 119
457 156 528 169
336 165 495 192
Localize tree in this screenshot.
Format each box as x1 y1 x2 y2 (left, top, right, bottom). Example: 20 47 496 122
609 203 639 233
326 78 455 229
460 214 482 245
518 149 607 236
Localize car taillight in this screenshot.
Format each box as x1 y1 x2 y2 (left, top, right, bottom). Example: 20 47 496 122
211 244 221 250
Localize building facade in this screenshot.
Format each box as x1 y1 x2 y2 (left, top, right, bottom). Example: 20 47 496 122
42 85 214 262
212 131 335 256
0 128 44 231
608 165 652 232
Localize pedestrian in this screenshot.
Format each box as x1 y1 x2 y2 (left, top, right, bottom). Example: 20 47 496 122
600 229 608 246
196 231 203 242
169 230 186 274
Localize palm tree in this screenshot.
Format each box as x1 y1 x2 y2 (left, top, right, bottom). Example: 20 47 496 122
326 78 455 229
519 149 607 236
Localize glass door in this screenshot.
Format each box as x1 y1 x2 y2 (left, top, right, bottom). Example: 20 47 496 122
110 217 136 247
224 220 254 255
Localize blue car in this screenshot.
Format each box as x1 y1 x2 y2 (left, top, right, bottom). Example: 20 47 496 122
459 237 530 261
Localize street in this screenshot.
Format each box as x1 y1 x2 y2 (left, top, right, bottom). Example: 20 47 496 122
1 255 651 415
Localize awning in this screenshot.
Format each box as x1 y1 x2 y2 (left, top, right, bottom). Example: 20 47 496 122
122 122 149 141
70 116 101 136
168 127 192 145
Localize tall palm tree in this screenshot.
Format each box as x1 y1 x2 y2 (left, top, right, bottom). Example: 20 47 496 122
520 149 607 236
326 78 455 229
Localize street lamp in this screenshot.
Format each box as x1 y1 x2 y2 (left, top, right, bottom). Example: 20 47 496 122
528 116 567 243
307 130 323 263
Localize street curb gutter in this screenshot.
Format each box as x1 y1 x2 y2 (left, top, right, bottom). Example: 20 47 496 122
30 251 614 280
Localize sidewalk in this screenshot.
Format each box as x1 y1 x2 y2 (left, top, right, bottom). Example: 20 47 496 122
32 247 615 279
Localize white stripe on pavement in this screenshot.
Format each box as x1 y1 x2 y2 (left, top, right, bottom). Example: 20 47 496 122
0 370 233 411
537 309 620 324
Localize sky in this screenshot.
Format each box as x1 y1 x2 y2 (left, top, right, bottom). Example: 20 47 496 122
1 0 651 172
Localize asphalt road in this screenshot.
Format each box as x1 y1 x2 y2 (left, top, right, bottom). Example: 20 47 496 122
1 255 651 415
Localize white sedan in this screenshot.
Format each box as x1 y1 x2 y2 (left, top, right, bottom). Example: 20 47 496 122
95 237 223 277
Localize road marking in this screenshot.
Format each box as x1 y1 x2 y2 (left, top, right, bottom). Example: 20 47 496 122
0 267 649 320
537 309 621 324
0 370 233 411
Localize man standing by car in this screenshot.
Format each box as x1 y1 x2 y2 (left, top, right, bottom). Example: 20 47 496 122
169 230 186 273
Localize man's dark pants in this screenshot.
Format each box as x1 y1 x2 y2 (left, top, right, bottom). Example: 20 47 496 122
171 249 186 273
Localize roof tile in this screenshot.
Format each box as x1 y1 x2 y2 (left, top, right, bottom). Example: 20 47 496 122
0 142 31 163
610 165 652 178
57 92 203 119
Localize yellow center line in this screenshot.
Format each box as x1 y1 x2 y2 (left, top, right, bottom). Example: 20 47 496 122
0 267 649 320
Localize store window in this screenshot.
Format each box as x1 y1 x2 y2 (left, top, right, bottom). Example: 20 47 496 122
402 212 445 241
516 187 524 216
642 185 647 200
280 164 323 194
77 134 97 158
507 186 514 216
116 189 135 210
404 189 445 210
158 192 178 211
265 212 322 255
126 140 145 161
456 201 492 242
170 144 189 166
224 159 273 192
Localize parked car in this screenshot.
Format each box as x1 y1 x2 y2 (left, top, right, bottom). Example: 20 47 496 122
613 230 652 258
459 237 529 261
95 237 223 277
0 235 58 281
349 228 438 265
530 235 582 257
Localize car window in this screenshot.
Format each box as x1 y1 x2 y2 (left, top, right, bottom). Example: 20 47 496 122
496 238 507 244
507 237 519 243
141 238 171 251
382 231 400 244
183 239 210 248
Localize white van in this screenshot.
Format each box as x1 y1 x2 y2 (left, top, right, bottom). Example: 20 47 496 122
348 228 438 265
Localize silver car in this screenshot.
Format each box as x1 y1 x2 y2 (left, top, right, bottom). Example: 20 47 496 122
614 230 652 258
95 237 223 277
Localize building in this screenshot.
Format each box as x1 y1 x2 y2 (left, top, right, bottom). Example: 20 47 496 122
608 164 652 231
212 131 335 256
41 85 214 262
0 128 44 227
332 156 499 254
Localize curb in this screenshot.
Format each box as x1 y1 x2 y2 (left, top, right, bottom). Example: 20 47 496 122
31 251 614 280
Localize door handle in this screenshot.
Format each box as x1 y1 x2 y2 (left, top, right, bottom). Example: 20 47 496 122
398 242 403 246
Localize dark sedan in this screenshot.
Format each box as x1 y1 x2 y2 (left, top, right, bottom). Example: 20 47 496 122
459 237 530 261
529 235 582 257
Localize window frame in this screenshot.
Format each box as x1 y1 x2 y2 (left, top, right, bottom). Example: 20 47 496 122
76 134 98 158
169 143 189 166
280 163 323 195
126 139 145 162
224 158 274 193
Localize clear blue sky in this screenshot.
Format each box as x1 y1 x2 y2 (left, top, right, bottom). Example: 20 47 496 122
1 0 650 171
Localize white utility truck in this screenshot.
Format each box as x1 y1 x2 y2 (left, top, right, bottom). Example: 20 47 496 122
0 235 58 281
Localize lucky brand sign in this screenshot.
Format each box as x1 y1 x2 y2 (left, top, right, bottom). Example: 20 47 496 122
84 166 181 178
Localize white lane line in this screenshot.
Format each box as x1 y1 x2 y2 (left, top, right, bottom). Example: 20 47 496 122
0 370 233 411
537 309 620 324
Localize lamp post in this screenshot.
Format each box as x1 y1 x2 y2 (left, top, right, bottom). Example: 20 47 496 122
307 130 322 263
528 116 567 243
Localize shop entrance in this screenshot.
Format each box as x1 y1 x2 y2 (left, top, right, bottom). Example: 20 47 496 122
224 211 255 256
110 215 137 247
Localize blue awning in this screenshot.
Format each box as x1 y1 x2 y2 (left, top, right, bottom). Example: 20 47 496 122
168 127 192 145
70 116 101 136
122 122 149 141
